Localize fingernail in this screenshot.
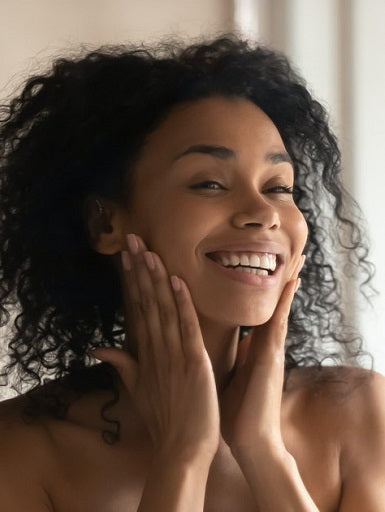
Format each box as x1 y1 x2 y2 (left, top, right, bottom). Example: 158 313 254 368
170 275 180 292
127 234 139 254
143 251 155 270
121 250 131 271
295 277 301 292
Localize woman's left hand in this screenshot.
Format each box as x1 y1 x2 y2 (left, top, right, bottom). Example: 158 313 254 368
220 255 305 459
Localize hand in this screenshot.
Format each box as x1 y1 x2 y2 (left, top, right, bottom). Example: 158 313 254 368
219 255 305 459
92 234 220 464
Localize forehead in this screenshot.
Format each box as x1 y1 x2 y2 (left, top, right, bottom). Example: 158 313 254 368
137 96 286 168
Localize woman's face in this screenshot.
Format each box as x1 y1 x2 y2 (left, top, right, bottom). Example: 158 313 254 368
123 96 308 327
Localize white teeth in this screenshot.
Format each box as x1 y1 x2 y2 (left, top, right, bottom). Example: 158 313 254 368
255 268 268 276
249 254 260 267
215 251 277 271
221 254 231 266
240 254 249 266
232 267 268 276
260 254 270 269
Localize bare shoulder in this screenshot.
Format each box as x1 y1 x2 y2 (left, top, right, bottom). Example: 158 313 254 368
0 394 55 510
0 392 49 451
286 364 385 419
283 365 385 439
286 365 385 509
287 362 380 395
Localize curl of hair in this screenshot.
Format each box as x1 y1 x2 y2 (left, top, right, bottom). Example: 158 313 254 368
0 35 374 441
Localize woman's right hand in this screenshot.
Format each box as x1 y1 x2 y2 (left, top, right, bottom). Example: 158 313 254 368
92 234 220 465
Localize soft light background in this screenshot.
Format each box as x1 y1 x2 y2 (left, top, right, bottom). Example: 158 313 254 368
0 0 384 375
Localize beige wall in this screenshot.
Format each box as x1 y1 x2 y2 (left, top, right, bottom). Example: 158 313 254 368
0 0 234 97
0 0 384 373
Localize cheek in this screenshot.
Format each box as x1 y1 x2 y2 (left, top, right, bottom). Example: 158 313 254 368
140 195 214 243
291 209 308 253
134 207 198 272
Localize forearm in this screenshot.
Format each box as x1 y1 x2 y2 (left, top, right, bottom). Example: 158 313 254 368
235 445 319 512
137 454 211 512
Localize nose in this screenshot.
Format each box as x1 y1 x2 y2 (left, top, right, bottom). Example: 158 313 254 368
231 193 281 230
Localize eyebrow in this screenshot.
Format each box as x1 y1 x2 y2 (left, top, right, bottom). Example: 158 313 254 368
173 144 293 166
266 151 293 165
174 144 235 161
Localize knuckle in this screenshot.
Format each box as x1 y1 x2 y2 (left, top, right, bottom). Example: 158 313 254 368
130 299 144 317
139 294 157 314
275 316 288 336
159 305 175 326
151 270 165 284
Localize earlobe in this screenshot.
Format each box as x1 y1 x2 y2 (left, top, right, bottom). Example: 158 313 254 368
84 196 128 255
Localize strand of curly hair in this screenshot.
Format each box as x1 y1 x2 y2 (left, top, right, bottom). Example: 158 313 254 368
0 35 374 442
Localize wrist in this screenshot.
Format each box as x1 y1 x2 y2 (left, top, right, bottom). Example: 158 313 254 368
152 445 215 472
139 448 213 512
231 445 319 511
231 436 287 467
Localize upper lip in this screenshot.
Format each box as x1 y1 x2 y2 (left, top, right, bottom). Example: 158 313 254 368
204 240 285 262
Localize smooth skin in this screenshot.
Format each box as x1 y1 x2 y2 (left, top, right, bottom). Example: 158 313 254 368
95 236 310 511
0 97 384 511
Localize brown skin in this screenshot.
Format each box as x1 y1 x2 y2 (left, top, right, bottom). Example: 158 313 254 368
0 97 385 511
1 366 385 511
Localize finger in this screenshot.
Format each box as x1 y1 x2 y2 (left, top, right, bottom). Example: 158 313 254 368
171 276 206 361
145 252 183 361
260 254 304 347
124 234 154 368
273 278 299 321
243 280 299 431
121 249 149 367
126 235 185 374
91 347 138 395
267 278 298 343
122 233 158 365
130 249 168 369
249 278 298 362
126 233 148 253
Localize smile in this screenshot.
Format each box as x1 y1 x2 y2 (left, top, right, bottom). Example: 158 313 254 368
206 251 277 276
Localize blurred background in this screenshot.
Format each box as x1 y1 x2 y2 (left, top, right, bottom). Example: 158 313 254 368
0 0 384 374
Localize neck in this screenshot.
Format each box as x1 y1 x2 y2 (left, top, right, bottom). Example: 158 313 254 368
197 316 240 393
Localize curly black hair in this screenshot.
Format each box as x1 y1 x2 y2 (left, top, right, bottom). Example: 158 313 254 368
0 35 374 441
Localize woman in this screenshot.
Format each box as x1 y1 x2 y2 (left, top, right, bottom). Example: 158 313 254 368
0 36 384 511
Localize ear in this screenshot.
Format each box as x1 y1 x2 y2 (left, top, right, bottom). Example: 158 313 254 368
84 196 129 255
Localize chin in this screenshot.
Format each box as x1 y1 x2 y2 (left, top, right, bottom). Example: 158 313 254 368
187 281 280 329
200 304 276 328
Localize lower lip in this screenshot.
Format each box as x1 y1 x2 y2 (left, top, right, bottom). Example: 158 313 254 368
206 257 281 287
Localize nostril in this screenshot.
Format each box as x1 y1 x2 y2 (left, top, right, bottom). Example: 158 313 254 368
231 210 280 230
244 222 265 229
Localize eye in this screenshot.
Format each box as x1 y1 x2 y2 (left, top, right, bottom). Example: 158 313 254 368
190 180 225 190
265 185 294 195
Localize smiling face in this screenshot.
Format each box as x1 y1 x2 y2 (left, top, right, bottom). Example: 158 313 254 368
122 96 308 327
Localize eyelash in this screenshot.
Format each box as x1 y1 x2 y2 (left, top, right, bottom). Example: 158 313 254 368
266 185 294 195
190 181 224 190
190 182 294 194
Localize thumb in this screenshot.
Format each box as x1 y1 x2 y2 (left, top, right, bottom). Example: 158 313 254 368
91 347 138 395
